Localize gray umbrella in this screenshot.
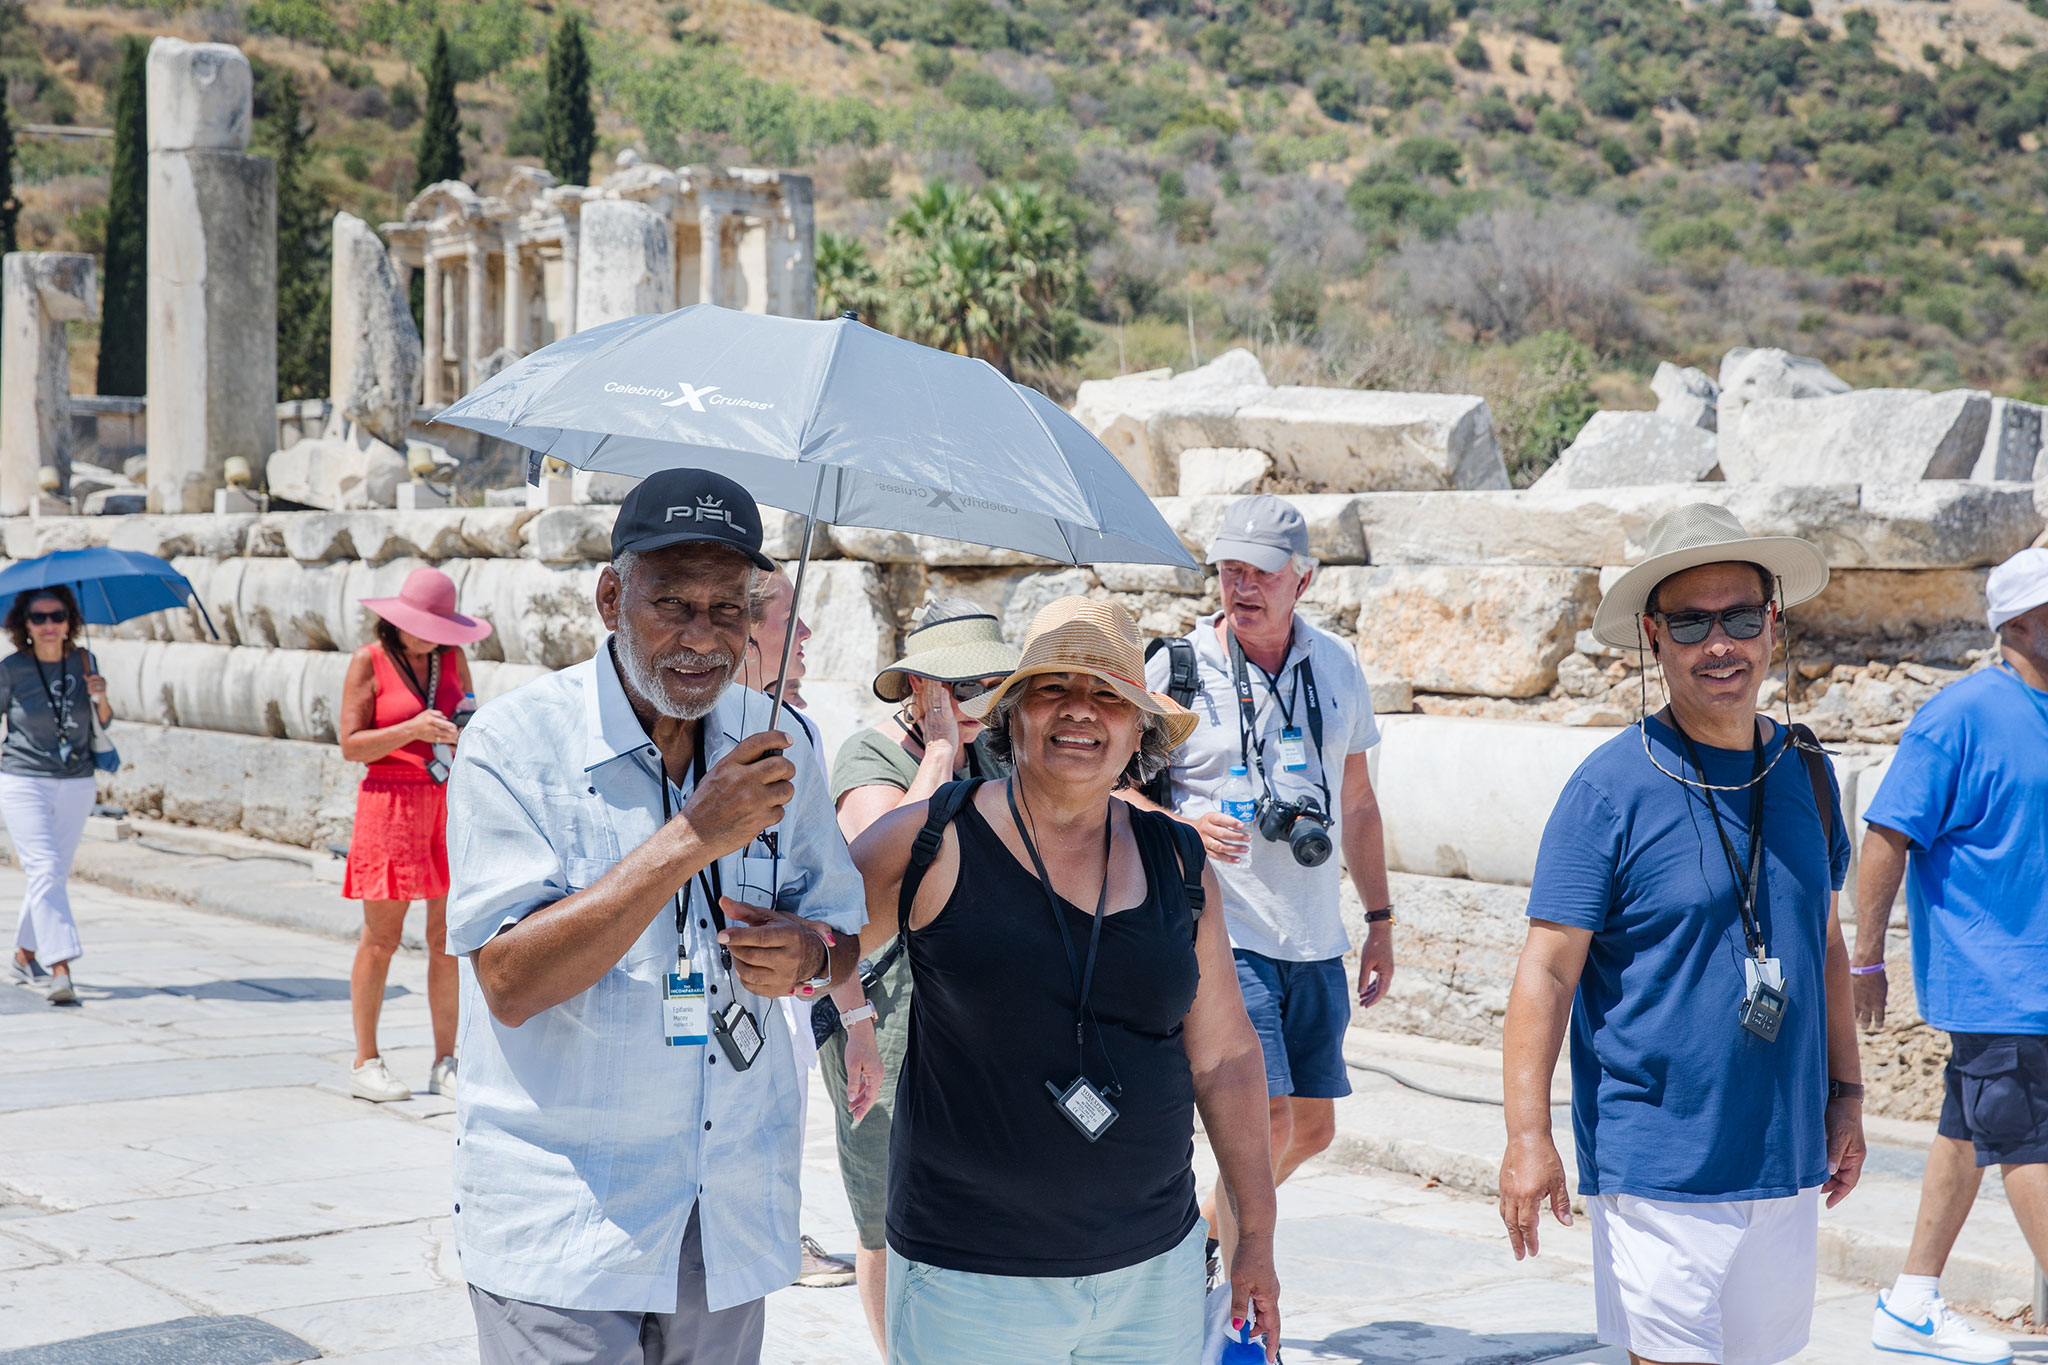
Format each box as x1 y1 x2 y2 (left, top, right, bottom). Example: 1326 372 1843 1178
434 304 1197 730
434 306 1194 569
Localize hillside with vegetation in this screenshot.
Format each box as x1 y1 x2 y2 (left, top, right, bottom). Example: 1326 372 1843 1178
12 0 2048 480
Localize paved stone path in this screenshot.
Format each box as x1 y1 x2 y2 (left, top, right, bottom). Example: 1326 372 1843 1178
1 872 2040 1364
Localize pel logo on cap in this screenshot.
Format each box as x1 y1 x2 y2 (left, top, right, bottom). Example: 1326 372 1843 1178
661 382 722 412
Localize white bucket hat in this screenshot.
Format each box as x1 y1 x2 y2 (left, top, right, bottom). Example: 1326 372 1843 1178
1592 504 1830 651
1987 547 2048 632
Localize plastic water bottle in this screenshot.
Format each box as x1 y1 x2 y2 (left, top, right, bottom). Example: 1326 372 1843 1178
453 691 478 729
1219 1319 1268 1362
1219 765 1258 826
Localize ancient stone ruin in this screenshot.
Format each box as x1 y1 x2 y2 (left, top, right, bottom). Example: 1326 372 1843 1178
0 252 96 515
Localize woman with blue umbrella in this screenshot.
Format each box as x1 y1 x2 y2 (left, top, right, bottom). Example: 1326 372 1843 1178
2 586 112 1005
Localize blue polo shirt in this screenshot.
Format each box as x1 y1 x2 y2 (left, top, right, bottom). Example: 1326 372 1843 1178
1528 715 1850 1202
1863 665 2048 1035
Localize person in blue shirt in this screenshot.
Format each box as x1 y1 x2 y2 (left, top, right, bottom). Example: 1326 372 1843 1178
1854 546 2048 1365
1498 505 1865 1365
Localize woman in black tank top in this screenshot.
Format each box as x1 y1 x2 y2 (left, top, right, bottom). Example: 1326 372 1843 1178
848 598 1282 1364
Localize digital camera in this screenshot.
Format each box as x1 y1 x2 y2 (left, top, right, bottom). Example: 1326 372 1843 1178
1257 795 1332 867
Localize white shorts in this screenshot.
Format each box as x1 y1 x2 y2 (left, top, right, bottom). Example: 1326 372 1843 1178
1588 1188 1819 1365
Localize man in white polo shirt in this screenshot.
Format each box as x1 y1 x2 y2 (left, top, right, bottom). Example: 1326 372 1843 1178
1132 493 1394 1267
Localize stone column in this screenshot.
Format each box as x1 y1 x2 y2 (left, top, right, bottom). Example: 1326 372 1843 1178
502 245 525 354
736 217 770 314
577 199 675 329
328 211 420 450
422 256 442 405
771 174 816 319
560 214 580 337
464 244 487 395
698 205 723 309
145 38 276 513
0 253 96 514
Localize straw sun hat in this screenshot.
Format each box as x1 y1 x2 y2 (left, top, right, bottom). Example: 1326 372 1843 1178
873 605 1021 703
1591 504 1829 651
961 597 1199 748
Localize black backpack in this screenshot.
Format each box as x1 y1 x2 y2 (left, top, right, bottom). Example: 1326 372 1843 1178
1138 637 1199 809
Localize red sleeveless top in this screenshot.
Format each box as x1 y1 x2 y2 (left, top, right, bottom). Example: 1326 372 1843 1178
362 643 465 781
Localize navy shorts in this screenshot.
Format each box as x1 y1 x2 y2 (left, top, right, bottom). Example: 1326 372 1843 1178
1233 950 1352 1100
1938 1032 2048 1167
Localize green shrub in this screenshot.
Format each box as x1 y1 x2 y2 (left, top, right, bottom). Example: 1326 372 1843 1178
913 46 954 85
1394 134 1463 179
1776 0 1811 16
1647 218 1741 257
1314 74 1357 122
1453 30 1487 71
848 156 893 199
1598 137 1634 175
1270 274 1321 333
1469 95 1516 133
1536 103 1584 141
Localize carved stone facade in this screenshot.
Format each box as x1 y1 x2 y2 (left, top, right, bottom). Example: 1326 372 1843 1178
379 160 815 406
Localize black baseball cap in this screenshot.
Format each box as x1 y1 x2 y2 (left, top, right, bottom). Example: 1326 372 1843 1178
611 468 776 570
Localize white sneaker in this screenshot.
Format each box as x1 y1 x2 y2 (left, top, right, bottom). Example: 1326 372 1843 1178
45 973 75 1005
428 1056 457 1097
350 1057 412 1103
1874 1291 2014 1364
794 1235 856 1288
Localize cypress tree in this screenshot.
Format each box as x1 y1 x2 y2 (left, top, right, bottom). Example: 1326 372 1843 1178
256 68 330 401
0 98 16 258
542 15 595 186
97 35 148 396
413 27 464 192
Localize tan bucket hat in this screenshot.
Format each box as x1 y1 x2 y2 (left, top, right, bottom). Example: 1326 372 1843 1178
873 611 1021 702
1592 504 1829 650
960 597 1199 748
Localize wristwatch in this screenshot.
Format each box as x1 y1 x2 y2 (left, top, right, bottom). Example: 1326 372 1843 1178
839 1003 877 1028
1828 1079 1865 1101
1365 905 1396 925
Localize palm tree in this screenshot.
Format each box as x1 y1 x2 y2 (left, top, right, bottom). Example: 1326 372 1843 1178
894 228 1027 371
815 230 882 320
890 180 976 248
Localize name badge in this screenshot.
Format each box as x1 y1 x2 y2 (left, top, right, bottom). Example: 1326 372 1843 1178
1278 726 1309 772
664 971 708 1047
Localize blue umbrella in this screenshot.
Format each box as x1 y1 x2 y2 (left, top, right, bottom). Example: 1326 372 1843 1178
0 547 217 636
434 305 1197 733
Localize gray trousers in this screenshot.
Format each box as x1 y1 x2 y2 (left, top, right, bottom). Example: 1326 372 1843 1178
470 1209 767 1365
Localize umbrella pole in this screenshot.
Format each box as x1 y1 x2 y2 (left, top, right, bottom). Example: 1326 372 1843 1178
765 470 826 741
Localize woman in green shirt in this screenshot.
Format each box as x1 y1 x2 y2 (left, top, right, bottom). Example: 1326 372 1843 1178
821 599 1018 1351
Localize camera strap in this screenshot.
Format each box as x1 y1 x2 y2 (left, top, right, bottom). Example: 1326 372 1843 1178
1673 717 1770 962
1228 632 1329 805
32 652 75 745
1006 778 1114 1089
392 646 442 713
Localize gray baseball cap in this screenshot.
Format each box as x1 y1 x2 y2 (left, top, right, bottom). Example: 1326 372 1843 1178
1206 494 1309 573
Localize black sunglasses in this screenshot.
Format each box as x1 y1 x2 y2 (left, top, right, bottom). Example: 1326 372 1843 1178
945 677 1005 703
26 609 69 626
1655 604 1768 646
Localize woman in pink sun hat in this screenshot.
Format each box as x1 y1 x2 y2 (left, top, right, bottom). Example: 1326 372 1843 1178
338 567 492 1104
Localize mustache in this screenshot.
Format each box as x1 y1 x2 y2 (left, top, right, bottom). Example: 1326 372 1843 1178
656 647 736 674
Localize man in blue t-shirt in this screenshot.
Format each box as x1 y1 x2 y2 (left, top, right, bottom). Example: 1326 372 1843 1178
1499 505 1865 1365
1854 546 2048 1365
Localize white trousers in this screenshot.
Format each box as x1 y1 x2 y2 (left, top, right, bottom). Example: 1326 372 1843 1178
1589 1187 1820 1365
0 773 97 965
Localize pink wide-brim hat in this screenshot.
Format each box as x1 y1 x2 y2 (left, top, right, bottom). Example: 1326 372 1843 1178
360 567 493 647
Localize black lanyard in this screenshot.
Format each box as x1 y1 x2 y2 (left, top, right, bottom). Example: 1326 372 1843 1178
1006 778 1113 1083
657 744 729 972
32 653 74 739
393 647 442 713
1673 717 1770 962
1227 631 1328 803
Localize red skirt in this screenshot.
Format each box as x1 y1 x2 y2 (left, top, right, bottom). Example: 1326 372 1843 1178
344 770 451 902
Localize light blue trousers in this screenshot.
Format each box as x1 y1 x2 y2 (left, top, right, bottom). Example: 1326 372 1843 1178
887 1224 1206 1365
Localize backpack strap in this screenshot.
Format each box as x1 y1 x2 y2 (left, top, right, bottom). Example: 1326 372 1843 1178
1787 722 1834 849
1127 806 1208 935
896 778 984 931
1144 636 1200 709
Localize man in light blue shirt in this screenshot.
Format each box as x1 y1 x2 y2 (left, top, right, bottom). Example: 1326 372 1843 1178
447 468 866 1364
